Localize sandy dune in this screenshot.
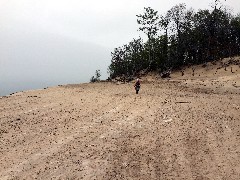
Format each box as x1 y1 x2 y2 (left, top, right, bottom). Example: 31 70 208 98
0 59 240 179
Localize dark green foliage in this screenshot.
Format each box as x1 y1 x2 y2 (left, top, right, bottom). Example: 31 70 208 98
108 2 240 78
137 7 160 70
95 70 101 80
90 70 101 83
108 37 148 79
136 7 160 39
90 76 96 83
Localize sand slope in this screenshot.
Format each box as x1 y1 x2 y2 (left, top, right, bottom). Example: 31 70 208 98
0 58 240 179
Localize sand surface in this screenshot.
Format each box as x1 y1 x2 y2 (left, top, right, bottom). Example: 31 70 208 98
0 58 240 179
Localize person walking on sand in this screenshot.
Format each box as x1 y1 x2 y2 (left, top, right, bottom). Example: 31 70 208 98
134 78 141 94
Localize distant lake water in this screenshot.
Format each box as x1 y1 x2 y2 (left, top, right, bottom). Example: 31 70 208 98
0 30 110 97
0 79 85 96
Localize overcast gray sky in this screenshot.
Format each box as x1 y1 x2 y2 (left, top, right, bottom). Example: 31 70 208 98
0 0 239 95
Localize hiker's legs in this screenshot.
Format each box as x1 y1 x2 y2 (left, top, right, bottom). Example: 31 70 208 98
135 87 140 94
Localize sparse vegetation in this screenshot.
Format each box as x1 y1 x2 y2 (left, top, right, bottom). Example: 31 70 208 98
90 70 101 83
